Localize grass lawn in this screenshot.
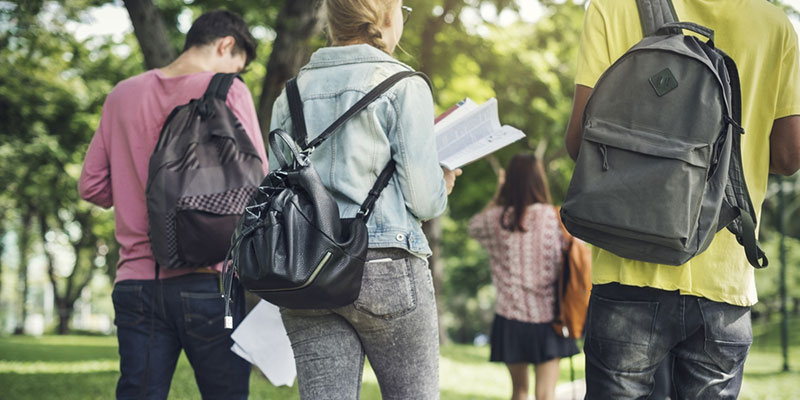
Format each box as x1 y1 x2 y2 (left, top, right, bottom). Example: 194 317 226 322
0 318 796 399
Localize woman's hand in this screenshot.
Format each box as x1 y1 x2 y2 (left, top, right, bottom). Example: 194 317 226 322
442 167 463 195
496 168 506 188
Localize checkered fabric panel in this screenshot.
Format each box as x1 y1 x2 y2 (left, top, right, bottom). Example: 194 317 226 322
165 210 180 263
176 186 257 214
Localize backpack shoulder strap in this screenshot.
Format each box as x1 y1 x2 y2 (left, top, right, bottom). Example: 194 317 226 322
719 54 768 269
285 71 432 152
286 78 310 148
636 0 680 36
204 73 241 101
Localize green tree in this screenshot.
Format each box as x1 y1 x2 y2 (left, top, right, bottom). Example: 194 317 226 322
1 0 137 333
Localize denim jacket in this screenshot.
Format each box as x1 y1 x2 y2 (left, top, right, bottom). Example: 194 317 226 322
269 44 448 257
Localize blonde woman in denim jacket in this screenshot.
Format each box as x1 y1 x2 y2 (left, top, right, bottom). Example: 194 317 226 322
268 0 460 398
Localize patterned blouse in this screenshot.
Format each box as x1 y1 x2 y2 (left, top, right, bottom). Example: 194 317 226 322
468 203 566 323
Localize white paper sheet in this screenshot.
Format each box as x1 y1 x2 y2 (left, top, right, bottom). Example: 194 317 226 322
230 300 297 387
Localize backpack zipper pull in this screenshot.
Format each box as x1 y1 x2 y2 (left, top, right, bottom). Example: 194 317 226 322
598 144 609 171
725 115 745 135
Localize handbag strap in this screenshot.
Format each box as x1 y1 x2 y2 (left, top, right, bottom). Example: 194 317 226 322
285 70 432 151
356 159 396 219
284 70 433 220
286 78 310 148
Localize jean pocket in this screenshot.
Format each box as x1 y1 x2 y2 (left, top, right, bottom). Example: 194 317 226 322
698 299 752 373
112 284 145 327
354 258 417 319
588 294 659 372
181 291 228 341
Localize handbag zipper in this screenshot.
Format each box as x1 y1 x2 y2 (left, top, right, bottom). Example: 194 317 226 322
265 251 333 292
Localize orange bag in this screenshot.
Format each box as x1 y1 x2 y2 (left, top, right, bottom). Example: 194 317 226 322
553 207 592 339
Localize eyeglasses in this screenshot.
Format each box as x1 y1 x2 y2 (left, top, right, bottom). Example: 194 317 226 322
402 6 412 24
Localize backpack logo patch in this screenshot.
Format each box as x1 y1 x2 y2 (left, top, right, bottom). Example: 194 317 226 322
649 68 678 97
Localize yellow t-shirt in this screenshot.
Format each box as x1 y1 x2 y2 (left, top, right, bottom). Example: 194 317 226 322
575 0 800 306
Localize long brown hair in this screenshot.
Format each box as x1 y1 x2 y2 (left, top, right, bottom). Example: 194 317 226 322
497 153 552 232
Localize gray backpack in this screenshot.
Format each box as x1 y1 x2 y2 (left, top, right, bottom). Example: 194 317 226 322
561 0 767 268
146 73 263 269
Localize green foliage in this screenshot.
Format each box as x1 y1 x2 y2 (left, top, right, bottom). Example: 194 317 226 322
441 215 494 342
751 234 800 322
1 1 138 323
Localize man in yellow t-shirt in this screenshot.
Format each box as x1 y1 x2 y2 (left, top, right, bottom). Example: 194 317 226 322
564 0 800 397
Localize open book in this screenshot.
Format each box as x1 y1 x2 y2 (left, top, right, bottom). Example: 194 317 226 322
434 98 525 170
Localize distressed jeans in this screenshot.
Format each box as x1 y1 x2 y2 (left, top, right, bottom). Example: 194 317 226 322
280 248 439 400
584 283 752 399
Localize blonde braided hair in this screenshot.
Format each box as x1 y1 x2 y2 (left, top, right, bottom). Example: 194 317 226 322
325 0 399 53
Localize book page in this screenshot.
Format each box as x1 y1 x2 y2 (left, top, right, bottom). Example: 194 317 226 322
440 125 525 170
434 98 479 133
436 98 501 165
434 98 524 169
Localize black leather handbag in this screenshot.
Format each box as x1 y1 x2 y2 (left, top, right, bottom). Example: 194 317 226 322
222 71 430 325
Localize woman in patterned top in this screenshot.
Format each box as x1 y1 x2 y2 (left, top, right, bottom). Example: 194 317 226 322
469 153 579 400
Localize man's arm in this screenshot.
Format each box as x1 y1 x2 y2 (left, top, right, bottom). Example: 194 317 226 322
770 115 800 175
78 140 113 208
565 84 593 161
78 119 113 209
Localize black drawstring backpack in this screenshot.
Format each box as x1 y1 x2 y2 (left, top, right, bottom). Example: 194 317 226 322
146 73 263 269
222 71 431 327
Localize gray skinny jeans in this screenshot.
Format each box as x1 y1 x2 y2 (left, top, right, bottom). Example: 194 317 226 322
280 248 440 399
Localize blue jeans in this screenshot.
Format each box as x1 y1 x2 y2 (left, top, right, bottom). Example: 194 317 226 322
280 248 440 399
112 273 250 400
584 283 752 399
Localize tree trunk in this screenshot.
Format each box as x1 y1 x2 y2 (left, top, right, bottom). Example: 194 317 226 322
256 0 325 137
123 0 176 69
38 212 98 335
56 300 73 335
13 211 33 335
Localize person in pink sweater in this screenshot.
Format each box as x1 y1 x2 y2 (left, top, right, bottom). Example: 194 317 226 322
78 10 267 399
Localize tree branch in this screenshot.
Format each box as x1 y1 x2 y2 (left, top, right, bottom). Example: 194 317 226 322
256 0 325 137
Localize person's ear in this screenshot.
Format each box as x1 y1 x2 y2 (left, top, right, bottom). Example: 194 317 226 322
216 36 236 56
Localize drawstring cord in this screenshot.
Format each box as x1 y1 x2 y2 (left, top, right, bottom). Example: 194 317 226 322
221 222 262 329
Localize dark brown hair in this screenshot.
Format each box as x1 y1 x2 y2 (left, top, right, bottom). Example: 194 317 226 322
184 10 257 66
497 153 552 232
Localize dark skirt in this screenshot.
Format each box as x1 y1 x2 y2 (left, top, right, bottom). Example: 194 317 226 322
489 313 580 364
